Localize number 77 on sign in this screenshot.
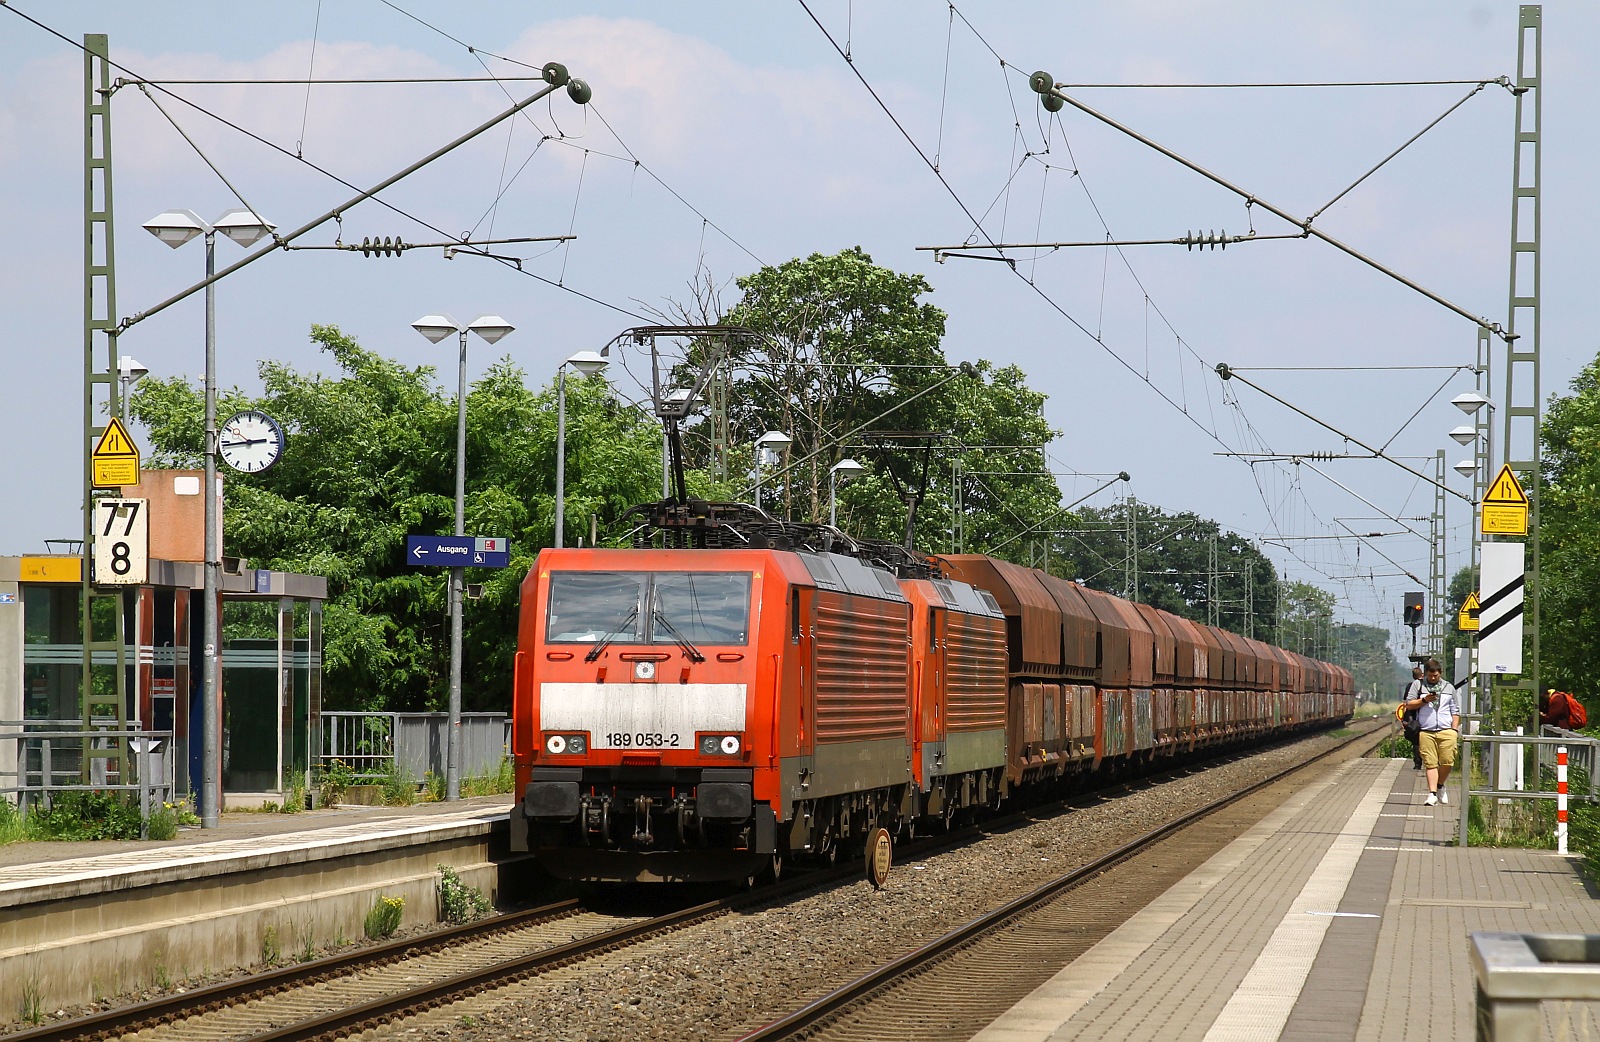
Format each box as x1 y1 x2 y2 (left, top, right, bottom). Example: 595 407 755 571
94 498 148 585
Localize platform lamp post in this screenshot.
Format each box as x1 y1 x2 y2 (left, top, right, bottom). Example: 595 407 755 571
829 458 866 527
411 314 515 801
754 430 792 512
1451 390 1495 726
555 350 610 548
142 207 275 828
116 356 148 421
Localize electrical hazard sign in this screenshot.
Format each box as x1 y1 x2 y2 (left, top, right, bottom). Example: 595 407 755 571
1457 591 1480 632
1480 463 1529 536
91 417 141 487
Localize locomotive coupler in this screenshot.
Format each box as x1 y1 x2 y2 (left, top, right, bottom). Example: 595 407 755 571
633 795 656 846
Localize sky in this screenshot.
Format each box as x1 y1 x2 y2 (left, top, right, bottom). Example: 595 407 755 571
2 1 1593 660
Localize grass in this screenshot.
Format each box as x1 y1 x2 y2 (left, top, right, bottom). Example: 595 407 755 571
261 926 281 968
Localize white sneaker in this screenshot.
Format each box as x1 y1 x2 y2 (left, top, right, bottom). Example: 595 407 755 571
1425 792 1439 806
1439 789 1449 805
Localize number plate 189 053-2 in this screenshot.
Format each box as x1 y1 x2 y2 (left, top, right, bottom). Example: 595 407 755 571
540 682 746 750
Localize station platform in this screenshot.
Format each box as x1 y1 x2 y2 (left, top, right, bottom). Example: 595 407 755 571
973 755 1600 1042
0 795 524 1019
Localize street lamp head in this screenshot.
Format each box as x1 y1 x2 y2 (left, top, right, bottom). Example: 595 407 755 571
411 314 461 344
117 355 150 382
142 208 207 248
566 349 609 377
757 430 793 451
213 208 275 247
1453 459 1478 477
831 458 866 479
467 315 514 345
1451 391 1494 415
1448 425 1478 446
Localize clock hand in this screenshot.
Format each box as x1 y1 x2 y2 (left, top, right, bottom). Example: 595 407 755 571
221 437 270 447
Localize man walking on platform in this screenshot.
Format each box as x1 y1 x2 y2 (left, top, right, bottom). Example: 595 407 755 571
1404 658 1460 806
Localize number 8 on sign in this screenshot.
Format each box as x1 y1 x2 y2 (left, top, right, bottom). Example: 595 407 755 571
94 498 149 586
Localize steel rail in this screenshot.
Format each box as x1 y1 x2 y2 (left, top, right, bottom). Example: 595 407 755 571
10 725 1363 1041
732 721 1385 1042
3 896 584 1042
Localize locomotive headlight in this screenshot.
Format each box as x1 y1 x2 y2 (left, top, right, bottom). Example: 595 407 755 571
699 734 742 756
634 660 656 680
545 733 586 755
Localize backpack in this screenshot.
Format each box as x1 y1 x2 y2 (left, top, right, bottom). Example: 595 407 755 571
1559 691 1588 728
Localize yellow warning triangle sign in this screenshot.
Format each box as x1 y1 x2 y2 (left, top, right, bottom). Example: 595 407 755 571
1461 591 1481 612
92 417 140 458
1483 463 1528 506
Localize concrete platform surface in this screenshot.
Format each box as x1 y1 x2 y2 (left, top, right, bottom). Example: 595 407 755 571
0 793 511 867
973 757 1600 1042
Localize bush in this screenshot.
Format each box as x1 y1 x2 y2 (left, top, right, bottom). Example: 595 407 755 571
1376 732 1415 760
319 759 356 807
30 791 145 840
364 895 404 939
437 864 492 923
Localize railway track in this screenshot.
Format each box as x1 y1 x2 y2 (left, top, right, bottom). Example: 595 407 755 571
731 721 1386 1042
7 723 1380 1042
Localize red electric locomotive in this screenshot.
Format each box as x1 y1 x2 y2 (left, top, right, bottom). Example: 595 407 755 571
509 500 1354 883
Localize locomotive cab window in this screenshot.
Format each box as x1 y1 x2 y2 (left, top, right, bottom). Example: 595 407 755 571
546 570 752 646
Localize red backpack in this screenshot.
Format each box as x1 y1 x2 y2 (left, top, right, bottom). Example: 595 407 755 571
1560 691 1589 728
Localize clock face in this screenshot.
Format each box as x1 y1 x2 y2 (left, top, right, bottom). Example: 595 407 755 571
219 410 286 473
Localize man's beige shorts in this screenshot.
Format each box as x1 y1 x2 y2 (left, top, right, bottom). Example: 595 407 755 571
1419 728 1458 769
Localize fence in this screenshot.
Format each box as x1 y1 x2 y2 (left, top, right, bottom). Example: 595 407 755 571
1456 726 1600 849
319 712 510 784
0 720 175 836
1471 932 1600 1040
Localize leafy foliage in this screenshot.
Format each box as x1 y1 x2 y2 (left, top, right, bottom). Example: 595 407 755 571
131 324 662 712
26 791 145 840
437 864 493 923
678 248 1063 552
1540 354 1600 696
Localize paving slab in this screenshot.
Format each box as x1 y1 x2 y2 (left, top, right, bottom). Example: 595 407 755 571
971 757 1600 1042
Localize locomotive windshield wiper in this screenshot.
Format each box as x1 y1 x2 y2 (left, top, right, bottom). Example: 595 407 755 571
584 605 640 662
650 608 705 662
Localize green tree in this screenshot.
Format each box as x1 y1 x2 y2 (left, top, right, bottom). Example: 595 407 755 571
677 248 1063 552
1333 622 1409 701
1047 501 1281 641
1541 353 1600 696
132 324 662 712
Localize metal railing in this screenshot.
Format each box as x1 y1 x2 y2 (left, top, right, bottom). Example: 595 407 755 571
0 720 175 837
319 712 510 783
1471 932 1600 1041
1455 727 1600 848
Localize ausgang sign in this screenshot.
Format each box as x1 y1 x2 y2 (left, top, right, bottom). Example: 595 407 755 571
405 535 510 568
